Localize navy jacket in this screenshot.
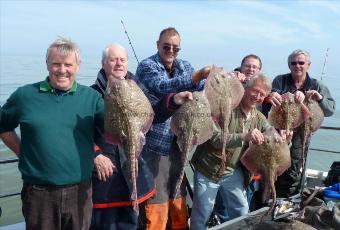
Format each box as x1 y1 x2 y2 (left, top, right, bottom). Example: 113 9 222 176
91 69 178 208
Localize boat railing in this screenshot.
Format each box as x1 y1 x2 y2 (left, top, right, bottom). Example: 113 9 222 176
1 125 340 200
0 158 21 199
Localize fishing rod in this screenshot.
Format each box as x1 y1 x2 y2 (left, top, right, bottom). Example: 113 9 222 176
121 20 140 64
320 48 329 81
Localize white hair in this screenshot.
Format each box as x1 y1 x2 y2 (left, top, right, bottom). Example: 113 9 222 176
46 37 81 65
288 49 311 64
244 73 272 93
101 43 128 66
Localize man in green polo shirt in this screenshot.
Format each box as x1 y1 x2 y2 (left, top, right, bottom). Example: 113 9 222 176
0 37 104 230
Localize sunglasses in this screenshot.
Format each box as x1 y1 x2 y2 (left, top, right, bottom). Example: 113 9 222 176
290 61 305 66
162 45 181 53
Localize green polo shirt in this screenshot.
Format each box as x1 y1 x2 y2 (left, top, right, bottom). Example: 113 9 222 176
191 106 270 182
0 78 104 185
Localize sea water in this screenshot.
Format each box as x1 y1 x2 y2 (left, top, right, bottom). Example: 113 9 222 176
0 55 339 226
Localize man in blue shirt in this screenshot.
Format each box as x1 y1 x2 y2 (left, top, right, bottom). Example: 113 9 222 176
136 27 210 230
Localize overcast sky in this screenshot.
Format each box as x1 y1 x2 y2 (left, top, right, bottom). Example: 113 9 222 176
1 0 340 80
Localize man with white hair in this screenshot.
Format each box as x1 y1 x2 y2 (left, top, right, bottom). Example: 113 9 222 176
90 43 194 230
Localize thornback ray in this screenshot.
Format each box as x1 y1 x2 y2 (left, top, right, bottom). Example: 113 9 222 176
204 66 244 175
268 92 311 130
299 98 324 198
104 78 154 215
241 127 291 215
171 91 214 197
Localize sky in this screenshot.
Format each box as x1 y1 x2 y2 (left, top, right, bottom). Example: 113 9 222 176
1 0 340 80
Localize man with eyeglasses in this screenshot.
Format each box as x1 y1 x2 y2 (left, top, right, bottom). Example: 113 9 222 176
238 55 268 210
213 54 264 222
136 27 210 230
233 54 262 83
190 74 273 229
268 49 335 198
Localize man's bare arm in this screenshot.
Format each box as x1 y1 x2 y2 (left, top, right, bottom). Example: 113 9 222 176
0 131 21 156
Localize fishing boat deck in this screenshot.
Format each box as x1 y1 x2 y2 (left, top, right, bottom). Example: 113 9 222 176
208 206 316 230
208 207 268 229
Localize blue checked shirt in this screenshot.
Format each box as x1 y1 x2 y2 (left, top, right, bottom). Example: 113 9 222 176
136 53 205 156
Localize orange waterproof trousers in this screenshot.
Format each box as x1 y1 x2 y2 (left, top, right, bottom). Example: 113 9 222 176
144 197 188 230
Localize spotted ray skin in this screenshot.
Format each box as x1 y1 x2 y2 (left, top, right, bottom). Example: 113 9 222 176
241 127 291 214
299 98 324 190
171 91 214 197
104 78 154 215
268 92 311 130
301 98 324 136
204 66 244 175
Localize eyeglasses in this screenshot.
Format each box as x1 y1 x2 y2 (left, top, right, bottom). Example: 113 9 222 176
290 61 305 66
162 45 181 53
243 64 260 70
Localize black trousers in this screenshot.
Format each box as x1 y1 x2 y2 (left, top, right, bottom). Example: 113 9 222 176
275 135 310 198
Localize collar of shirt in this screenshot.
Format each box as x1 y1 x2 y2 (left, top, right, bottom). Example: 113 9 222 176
155 52 179 76
236 106 257 133
39 77 77 95
94 68 135 95
288 72 313 93
239 105 257 120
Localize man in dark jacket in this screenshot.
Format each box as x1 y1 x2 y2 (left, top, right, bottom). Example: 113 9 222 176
90 43 193 230
267 49 335 197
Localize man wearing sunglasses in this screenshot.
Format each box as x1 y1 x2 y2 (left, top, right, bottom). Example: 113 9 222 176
136 27 210 230
268 49 335 198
